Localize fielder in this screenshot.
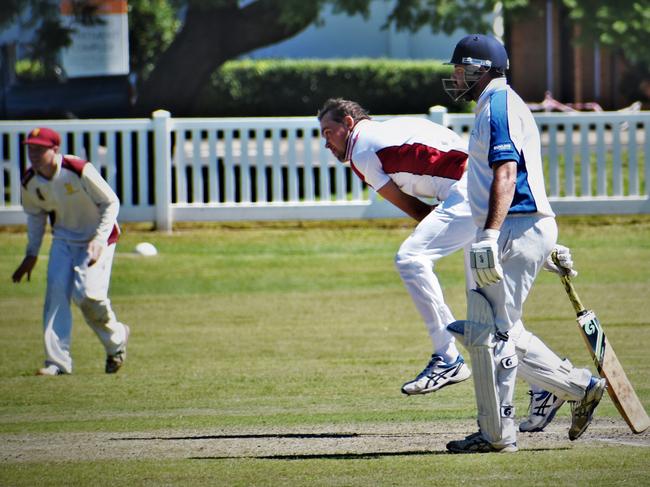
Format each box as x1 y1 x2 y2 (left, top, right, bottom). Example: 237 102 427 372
12 127 130 375
442 35 606 453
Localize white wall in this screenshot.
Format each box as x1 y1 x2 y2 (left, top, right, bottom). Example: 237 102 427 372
246 1 463 61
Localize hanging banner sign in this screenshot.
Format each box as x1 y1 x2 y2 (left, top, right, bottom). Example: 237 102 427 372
60 0 129 77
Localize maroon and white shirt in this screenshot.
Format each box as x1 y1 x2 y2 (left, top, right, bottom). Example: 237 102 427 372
21 154 120 256
345 117 468 201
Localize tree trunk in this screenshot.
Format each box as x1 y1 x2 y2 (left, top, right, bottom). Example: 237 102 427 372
134 1 317 117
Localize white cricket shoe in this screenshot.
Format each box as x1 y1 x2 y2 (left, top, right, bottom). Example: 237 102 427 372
446 431 518 454
401 354 471 395
569 376 607 441
36 364 64 376
519 389 565 432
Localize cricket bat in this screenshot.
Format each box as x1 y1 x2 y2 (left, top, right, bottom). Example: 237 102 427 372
552 251 650 433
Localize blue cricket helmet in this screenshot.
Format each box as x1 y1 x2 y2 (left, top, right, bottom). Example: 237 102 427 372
446 34 509 73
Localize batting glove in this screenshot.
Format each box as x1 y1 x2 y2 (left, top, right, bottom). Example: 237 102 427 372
470 229 503 288
543 244 578 278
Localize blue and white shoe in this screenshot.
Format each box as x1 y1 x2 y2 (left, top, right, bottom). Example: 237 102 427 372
519 389 565 432
569 376 607 440
401 354 471 395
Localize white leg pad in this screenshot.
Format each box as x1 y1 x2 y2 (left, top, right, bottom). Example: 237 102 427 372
469 339 501 443
448 291 518 446
494 339 518 445
466 289 496 332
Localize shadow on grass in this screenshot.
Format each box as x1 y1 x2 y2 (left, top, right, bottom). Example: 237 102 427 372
190 450 445 460
188 447 570 460
113 433 363 441
110 432 572 460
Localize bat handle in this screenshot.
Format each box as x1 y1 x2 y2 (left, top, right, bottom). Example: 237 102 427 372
551 250 587 315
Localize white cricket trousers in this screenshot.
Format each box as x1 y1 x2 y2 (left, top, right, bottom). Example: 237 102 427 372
394 179 476 359
478 216 592 446
43 238 128 373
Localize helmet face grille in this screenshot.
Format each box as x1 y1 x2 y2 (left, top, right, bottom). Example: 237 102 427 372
442 78 470 102
442 66 485 102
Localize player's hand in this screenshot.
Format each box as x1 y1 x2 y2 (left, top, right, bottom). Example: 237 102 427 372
543 244 578 278
87 240 105 266
470 229 503 288
12 255 38 283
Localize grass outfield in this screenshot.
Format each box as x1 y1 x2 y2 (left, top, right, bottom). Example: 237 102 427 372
0 215 649 486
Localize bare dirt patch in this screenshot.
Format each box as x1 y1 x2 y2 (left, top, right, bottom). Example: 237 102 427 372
2 418 648 463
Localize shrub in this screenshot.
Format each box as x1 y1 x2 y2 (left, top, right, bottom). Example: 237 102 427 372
201 58 470 117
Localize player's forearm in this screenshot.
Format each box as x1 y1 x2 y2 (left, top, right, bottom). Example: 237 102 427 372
377 181 433 222
25 212 47 257
484 162 516 231
392 194 433 222
408 201 436 222
484 187 512 230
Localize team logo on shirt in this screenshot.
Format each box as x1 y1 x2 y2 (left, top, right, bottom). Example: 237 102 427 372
64 183 78 195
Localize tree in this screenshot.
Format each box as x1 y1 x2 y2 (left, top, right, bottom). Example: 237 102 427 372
2 0 649 114
133 0 527 115
562 0 650 67
0 0 74 79
127 0 180 82
0 0 515 115
563 0 650 103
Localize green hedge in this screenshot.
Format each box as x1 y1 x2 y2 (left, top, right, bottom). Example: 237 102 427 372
201 58 471 117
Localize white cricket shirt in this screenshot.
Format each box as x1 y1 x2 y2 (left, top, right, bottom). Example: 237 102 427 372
467 77 555 226
345 117 468 201
21 154 120 256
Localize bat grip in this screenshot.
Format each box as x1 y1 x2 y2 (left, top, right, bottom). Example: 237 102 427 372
551 250 586 315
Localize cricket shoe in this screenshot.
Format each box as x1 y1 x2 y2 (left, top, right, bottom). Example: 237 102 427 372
36 364 65 376
401 354 471 395
446 431 518 454
519 389 565 432
106 325 130 374
569 376 606 441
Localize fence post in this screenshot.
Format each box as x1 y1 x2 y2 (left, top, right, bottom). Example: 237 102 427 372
428 105 448 126
152 110 172 232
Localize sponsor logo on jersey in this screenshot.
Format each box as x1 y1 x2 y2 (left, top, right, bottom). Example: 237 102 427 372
492 143 512 152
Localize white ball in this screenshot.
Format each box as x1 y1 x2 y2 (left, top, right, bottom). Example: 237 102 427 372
134 242 158 257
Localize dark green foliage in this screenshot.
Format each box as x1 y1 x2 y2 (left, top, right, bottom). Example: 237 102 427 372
128 0 180 82
201 58 471 117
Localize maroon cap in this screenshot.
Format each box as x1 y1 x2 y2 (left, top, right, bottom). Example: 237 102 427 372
23 127 61 148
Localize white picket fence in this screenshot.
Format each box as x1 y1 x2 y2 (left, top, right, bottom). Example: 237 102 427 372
1 107 649 230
